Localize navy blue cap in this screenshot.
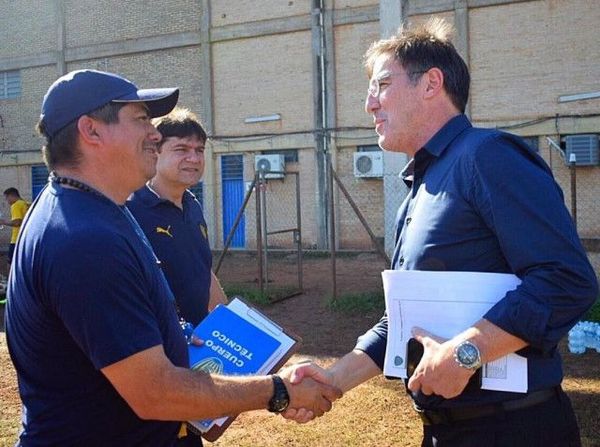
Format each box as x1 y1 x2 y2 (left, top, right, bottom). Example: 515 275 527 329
40 69 179 138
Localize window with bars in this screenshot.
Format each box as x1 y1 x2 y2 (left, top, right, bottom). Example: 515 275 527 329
0 70 21 99
31 165 49 199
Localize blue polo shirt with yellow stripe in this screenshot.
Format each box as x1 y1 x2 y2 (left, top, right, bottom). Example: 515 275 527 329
127 185 212 326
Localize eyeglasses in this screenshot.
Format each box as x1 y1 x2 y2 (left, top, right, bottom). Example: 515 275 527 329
367 70 428 98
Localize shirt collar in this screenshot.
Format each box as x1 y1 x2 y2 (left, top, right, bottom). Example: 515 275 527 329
132 184 193 209
422 113 472 157
400 114 472 186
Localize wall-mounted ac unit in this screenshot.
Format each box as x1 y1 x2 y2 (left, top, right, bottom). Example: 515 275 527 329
353 152 383 178
254 154 285 179
564 134 599 166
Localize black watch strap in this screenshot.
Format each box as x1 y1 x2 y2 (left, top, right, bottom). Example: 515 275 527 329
267 375 290 413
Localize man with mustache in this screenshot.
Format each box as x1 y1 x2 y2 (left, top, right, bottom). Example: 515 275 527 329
6 70 341 446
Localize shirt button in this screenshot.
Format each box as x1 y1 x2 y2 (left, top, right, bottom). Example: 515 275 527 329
398 257 404 266
406 217 412 225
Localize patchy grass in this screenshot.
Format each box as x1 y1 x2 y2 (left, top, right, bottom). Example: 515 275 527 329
327 291 385 315
222 284 300 306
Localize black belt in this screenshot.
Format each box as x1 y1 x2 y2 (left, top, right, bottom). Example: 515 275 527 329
414 387 559 426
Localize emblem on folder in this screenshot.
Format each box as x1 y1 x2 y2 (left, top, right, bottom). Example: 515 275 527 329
191 357 224 374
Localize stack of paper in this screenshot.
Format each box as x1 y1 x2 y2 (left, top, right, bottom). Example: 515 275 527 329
382 270 528 393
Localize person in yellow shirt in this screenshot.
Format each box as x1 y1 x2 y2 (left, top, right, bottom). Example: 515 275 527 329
1 188 30 266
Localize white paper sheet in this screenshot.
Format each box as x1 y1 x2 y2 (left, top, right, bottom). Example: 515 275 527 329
382 270 528 393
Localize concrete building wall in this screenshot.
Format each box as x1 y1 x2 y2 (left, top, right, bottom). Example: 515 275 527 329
211 0 310 27
470 0 600 122
334 22 379 128
335 146 384 249
334 0 378 9
1 0 598 268
538 139 600 238
66 47 204 118
212 30 314 136
64 0 202 47
1 66 55 153
0 1 56 58
220 148 318 251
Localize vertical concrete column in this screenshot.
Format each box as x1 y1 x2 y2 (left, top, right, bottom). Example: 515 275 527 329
323 0 338 249
379 0 409 257
200 0 218 247
312 0 328 249
454 0 471 117
54 0 66 76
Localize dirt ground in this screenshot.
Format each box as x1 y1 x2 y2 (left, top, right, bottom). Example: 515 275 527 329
216 251 389 357
1 253 599 446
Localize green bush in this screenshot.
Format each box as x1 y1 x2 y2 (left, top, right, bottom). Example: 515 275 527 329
584 298 600 323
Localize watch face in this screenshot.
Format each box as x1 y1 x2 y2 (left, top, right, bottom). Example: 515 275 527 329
271 397 289 413
457 342 480 367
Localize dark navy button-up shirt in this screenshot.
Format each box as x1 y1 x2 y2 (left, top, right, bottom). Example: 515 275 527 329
127 185 213 327
355 114 598 409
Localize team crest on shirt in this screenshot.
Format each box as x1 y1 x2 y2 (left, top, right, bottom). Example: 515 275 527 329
156 225 173 238
199 224 208 239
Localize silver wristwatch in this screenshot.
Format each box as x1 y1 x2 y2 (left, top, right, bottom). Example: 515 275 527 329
453 340 482 370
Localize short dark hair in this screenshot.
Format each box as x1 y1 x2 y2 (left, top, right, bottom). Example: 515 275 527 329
152 107 207 147
36 101 126 170
364 18 470 113
3 187 20 197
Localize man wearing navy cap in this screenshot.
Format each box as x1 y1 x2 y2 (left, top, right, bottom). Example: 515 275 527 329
5 70 340 446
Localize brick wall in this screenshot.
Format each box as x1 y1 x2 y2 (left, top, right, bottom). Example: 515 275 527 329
1 67 55 153
335 146 384 249
0 0 56 58
538 138 600 238
66 47 204 119
212 30 313 137
470 0 600 122
64 0 202 47
211 0 310 27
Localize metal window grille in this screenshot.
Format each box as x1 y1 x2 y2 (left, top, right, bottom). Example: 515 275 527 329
0 70 21 99
31 165 49 199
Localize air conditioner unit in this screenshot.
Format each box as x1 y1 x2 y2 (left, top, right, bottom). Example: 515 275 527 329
353 152 383 178
254 154 285 179
564 134 599 166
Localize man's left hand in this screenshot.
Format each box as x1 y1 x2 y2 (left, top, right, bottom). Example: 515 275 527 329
407 327 476 399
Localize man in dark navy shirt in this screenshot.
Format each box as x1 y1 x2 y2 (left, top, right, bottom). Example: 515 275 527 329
127 108 228 446
6 70 340 446
286 19 598 446
128 107 227 329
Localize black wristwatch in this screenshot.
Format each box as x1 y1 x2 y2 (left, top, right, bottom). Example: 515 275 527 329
267 375 290 413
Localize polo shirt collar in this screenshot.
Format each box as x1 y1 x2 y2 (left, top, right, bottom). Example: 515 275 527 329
134 184 194 209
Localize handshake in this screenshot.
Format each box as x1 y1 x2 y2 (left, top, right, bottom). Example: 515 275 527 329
276 361 341 423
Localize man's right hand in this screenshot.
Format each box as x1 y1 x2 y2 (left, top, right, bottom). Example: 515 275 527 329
278 363 341 422
278 362 338 423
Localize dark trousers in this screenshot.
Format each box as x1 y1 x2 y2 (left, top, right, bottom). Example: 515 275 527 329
421 388 581 447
